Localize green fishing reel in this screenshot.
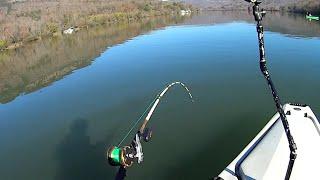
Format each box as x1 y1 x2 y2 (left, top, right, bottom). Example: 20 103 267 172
107 146 135 167
107 129 153 168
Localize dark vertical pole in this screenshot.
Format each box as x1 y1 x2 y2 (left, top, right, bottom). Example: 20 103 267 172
115 166 127 180
252 2 297 180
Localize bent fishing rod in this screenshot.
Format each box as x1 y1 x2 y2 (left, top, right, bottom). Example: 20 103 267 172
243 1 297 180
107 82 193 180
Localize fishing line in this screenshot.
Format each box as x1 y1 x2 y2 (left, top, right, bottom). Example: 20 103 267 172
117 96 158 146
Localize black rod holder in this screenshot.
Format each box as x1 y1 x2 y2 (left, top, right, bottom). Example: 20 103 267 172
251 2 297 180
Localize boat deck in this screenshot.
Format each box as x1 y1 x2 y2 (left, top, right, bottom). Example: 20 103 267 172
218 104 320 180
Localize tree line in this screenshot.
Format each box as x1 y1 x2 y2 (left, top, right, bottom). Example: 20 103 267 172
0 0 192 50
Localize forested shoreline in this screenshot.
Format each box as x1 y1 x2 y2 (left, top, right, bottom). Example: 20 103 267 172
1 0 319 51
284 1 320 14
0 0 192 51
183 0 320 14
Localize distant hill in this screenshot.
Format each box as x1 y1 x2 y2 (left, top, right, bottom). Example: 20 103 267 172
182 0 320 13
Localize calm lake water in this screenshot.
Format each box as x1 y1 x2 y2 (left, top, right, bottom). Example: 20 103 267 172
0 11 319 180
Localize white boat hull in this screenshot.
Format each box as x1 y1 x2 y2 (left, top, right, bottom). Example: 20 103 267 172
217 104 320 180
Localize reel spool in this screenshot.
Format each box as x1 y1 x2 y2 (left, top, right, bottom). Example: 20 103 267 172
107 146 122 166
107 146 135 167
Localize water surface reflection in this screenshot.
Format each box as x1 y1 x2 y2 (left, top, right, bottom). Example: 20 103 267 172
0 16 185 103
183 11 320 38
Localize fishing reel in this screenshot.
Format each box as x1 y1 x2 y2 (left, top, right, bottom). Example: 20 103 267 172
107 128 153 168
106 82 193 180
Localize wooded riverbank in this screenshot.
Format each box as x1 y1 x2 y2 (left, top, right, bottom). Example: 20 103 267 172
183 0 320 14
0 0 193 51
